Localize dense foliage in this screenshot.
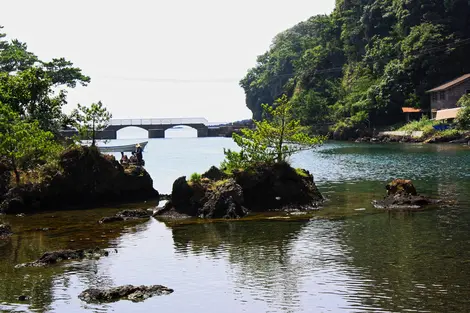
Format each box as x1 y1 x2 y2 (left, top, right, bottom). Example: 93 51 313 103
222 95 324 172
0 103 60 184
241 0 470 137
0 26 90 135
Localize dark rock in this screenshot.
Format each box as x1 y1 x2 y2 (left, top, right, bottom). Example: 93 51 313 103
0 146 159 214
0 224 12 238
99 209 151 224
386 179 417 196
166 162 322 219
199 179 247 219
99 216 125 224
202 166 227 181
232 162 322 212
78 285 174 303
170 177 200 216
15 248 110 268
374 179 439 210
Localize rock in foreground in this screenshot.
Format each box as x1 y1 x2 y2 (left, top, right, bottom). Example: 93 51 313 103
159 162 323 219
373 179 439 210
16 248 110 268
99 209 151 224
0 224 12 239
79 285 173 303
0 146 159 214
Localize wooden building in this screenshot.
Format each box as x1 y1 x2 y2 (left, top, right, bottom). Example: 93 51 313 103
427 74 470 120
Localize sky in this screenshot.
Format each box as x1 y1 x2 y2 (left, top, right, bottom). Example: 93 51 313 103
1 0 334 123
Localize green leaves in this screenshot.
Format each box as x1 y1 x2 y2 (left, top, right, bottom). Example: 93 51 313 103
71 101 112 146
222 95 325 172
456 95 470 129
0 103 60 184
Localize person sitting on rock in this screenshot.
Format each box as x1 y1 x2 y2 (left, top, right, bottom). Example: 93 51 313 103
120 152 129 165
129 152 137 164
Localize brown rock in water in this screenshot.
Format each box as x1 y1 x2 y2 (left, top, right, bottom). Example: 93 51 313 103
232 162 322 212
374 179 439 210
386 179 417 196
0 146 159 214
200 179 247 219
15 248 110 268
99 209 151 224
0 224 12 239
164 162 323 219
78 285 173 303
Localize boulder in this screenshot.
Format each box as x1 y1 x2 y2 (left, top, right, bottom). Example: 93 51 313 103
78 285 173 303
202 166 227 181
0 146 159 214
386 179 417 196
0 224 12 239
163 162 322 219
374 179 439 210
99 209 151 224
199 179 247 219
232 162 322 212
15 248 110 268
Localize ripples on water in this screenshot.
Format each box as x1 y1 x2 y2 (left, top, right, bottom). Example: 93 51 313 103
1 140 470 312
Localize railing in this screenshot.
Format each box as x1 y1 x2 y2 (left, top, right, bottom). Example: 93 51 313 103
109 118 209 126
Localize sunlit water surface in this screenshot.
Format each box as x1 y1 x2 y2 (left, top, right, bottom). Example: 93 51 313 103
1 131 470 313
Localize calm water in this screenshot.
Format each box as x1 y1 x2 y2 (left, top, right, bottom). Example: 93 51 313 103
1 138 470 313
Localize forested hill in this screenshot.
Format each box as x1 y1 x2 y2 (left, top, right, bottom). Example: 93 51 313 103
240 0 470 137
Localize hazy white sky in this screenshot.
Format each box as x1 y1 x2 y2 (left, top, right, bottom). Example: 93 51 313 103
1 0 334 122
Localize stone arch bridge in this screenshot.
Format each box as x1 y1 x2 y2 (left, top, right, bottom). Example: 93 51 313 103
60 117 247 139
93 118 210 139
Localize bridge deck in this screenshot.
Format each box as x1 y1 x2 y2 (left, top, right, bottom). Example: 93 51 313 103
109 118 209 126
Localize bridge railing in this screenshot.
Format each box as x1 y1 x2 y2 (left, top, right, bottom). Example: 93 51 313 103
109 118 209 126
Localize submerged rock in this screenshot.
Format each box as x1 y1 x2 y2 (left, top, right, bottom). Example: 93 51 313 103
15 248 110 268
0 224 12 239
163 163 322 219
373 179 439 210
99 209 151 224
78 285 173 303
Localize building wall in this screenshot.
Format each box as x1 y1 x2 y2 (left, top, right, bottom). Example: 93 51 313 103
431 79 470 110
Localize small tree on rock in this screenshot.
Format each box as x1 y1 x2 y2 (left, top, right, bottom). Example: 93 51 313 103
222 95 325 172
0 103 60 185
71 101 112 146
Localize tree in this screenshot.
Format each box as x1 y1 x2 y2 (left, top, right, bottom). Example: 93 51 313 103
456 94 470 129
71 101 112 146
0 103 60 185
222 95 325 172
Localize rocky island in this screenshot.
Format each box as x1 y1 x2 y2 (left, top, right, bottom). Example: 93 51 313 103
0 146 159 214
156 162 323 219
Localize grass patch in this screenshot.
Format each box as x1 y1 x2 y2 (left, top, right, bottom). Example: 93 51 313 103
189 172 202 183
398 117 438 135
295 168 309 178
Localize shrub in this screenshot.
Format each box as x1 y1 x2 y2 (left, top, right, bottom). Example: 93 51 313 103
189 172 202 183
456 95 470 130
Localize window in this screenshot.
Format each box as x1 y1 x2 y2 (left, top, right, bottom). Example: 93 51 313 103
439 92 446 100
432 93 438 101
